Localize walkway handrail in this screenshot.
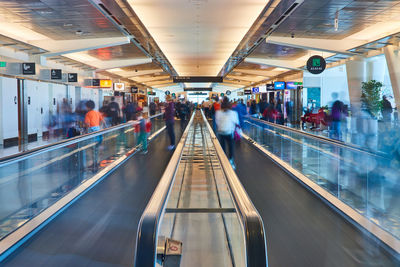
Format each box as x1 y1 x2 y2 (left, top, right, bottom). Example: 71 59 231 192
247 116 388 159
0 113 164 165
202 111 268 267
134 112 195 267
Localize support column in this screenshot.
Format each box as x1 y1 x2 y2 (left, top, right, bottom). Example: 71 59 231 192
345 57 366 110
384 45 400 108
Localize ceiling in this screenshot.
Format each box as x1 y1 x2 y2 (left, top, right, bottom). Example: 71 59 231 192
127 0 269 76
0 0 399 91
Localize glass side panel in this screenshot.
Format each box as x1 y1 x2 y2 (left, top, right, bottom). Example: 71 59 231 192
243 118 400 240
0 115 164 240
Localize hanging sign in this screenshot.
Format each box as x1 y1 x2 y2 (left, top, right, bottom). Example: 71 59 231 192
68 73 78 82
51 69 62 80
165 90 171 95
252 87 259 93
244 89 252 95
306 55 326 74
22 63 36 75
131 87 138 93
114 83 125 91
226 90 231 95
173 76 223 83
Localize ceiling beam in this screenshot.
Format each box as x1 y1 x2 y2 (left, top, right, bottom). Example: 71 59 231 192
233 68 282 77
36 37 130 58
226 74 265 83
267 36 365 56
244 57 304 71
123 69 165 78
90 58 152 71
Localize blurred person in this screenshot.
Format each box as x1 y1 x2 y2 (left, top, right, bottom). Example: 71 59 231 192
100 101 112 128
136 110 151 154
178 100 188 132
381 95 393 123
203 98 211 118
125 101 136 121
216 97 239 169
249 100 258 117
108 96 121 126
211 96 221 131
149 101 157 116
330 92 345 140
233 99 247 128
165 96 176 150
84 100 104 172
258 99 268 116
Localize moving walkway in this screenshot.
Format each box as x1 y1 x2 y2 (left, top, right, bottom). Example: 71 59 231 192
135 111 268 267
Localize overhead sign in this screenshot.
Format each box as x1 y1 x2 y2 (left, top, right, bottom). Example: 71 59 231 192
0 61 6 67
22 63 35 75
226 90 231 95
165 90 171 95
184 88 212 91
307 55 326 74
189 92 208 95
173 76 223 83
100 79 112 88
220 93 225 97
274 81 285 90
148 91 156 96
244 89 252 95
266 84 274 90
68 73 78 82
51 69 62 80
92 79 100 87
131 87 138 93
252 87 259 93
114 82 125 91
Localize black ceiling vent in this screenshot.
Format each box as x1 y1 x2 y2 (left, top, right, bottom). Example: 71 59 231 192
98 3 112 16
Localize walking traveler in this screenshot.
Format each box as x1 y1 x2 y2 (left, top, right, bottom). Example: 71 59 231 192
215 97 239 169
165 96 176 150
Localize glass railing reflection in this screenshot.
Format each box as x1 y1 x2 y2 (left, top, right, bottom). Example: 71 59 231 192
0 114 164 240
243 118 400 241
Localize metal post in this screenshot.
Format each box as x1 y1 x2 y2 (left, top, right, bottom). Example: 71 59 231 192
17 79 28 150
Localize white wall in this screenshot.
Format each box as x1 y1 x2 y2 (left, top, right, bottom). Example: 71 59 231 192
304 64 350 107
0 77 18 143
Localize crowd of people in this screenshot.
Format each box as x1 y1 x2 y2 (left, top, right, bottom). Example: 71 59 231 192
49 97 163 141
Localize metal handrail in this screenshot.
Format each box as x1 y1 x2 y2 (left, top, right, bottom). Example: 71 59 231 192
0 113 164 165
201 110 268 267
134 112 195 267
247 116 388 158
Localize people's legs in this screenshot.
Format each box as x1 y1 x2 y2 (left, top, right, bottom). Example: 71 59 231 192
227 134 234 160
166 121 175 146
218 134 226 153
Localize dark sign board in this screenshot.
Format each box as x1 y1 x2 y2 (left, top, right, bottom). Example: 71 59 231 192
148 91 156 96
173 76 223 83
184 88 212 91
266 84 274 90
92 79 100 87
22 63 35 75
226 90 231 95
189 92 208 95
131 87 138 93
244 89 252 95
306 55 326 74
274 81 285 90
51 69 62 80
68 73 78 82
165 90 171 95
